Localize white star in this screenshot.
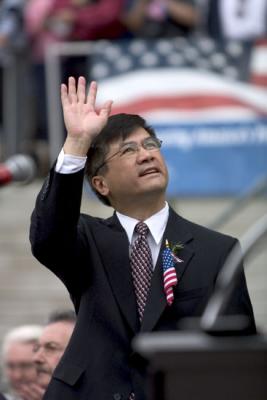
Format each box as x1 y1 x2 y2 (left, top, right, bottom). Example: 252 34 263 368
91 63 109 79
130 40 147 55
140 52 159 67
156 40 174 55
105 45 122 61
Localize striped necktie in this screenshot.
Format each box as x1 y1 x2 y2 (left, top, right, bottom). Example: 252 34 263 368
130 222 153 321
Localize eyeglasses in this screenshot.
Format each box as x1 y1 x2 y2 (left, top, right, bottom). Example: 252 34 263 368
33 342 65 355
94 136 162 176
6 362 35 371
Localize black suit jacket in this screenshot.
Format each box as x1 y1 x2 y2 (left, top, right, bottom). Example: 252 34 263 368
30 168 256 400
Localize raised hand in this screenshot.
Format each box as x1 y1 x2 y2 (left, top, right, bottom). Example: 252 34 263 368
61 76 113 156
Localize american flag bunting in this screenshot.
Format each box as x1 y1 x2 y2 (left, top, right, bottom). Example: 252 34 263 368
90 37 267 197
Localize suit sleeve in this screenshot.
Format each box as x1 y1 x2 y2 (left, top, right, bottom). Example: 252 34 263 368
29 167 90 294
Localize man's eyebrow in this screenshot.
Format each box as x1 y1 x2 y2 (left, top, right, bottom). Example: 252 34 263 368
37 341 58 347
44 341 59 345
120 137 150 146
120 140 136 146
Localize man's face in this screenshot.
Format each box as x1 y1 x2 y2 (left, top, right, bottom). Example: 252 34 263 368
33 322 74 389
94 127 169 208
4 342 37 395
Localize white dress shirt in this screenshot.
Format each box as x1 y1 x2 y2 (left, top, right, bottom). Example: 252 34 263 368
55 150 169 268
116 203 169 269
55 149 87 173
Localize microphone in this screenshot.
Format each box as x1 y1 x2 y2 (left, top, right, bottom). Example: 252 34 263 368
0 154 36 187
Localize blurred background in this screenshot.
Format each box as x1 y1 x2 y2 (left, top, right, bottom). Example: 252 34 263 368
0 0 267 389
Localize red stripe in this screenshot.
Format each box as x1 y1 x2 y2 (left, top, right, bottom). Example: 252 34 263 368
164 281 177 291
164 267 176 273
164 270 178 289
164 270 177 282
164 275 177 285
254 38 267 47
110 94 267 116
250 75 267 87
164 269 176 277
165 287 173 296
165 288 174 305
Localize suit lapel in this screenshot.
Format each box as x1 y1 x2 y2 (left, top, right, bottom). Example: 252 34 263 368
93 214 139 333
141 208 195 332
92 209 195 334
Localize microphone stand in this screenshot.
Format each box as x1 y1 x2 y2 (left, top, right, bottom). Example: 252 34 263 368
200 212 267 334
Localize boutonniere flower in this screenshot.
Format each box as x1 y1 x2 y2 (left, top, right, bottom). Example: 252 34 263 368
170 242 184 263
162 239 184 306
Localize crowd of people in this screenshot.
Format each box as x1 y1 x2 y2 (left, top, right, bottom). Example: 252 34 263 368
0 0 266 165
0 310 76 400
0 0 200 149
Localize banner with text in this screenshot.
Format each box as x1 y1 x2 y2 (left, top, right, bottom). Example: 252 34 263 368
90 37 267 196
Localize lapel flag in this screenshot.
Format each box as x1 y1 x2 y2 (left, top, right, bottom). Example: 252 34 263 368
162 240 178 305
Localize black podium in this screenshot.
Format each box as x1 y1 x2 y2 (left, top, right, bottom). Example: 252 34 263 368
133 332 267 400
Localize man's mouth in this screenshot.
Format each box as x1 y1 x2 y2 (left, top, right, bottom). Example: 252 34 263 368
36 368 51 375
139 167 160 177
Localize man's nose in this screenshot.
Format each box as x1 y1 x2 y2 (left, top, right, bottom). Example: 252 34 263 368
33 348 45 363
136 146 154 162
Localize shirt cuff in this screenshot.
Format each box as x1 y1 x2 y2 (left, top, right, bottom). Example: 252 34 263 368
55 149 87 174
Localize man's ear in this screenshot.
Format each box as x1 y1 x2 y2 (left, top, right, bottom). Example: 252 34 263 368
91 176 110 197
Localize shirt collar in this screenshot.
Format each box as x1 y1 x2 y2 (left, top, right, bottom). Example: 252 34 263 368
116 202 169 245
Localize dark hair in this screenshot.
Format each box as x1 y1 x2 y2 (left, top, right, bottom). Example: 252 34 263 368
85 113 156 206
47 310 76 325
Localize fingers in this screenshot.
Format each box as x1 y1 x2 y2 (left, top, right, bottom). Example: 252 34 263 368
61 76 87 104
77 76 86 103
61 83 70 106
62 77 95 106
61 77 77 105
68 76 77 103
61 76 112 119
99 100 113 118
87 80 97 108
